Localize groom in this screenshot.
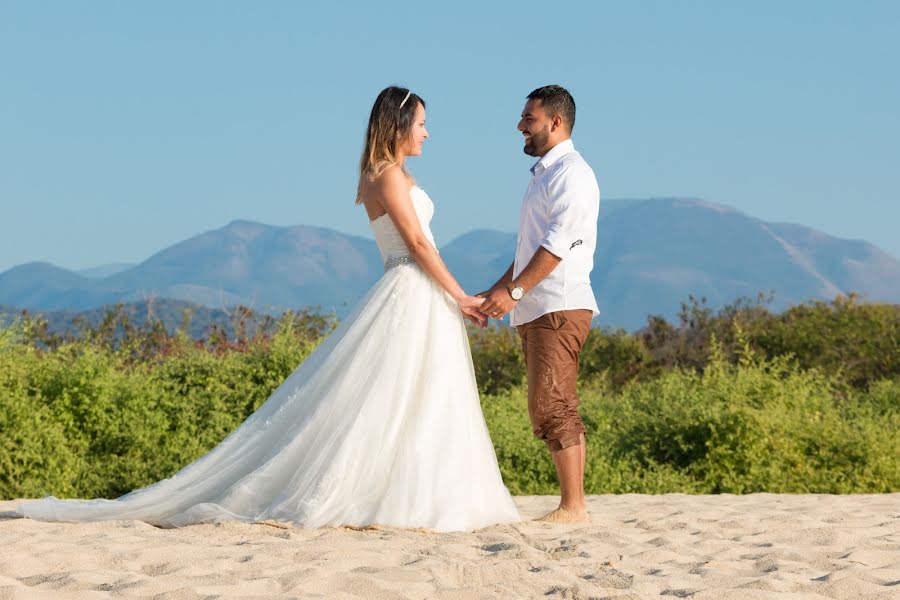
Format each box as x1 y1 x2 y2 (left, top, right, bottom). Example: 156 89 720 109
479 85 600 523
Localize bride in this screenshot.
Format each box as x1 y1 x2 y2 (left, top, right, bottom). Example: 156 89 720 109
14 86 520 532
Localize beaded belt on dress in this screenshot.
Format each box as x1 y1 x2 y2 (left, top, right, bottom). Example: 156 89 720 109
384 255 416 272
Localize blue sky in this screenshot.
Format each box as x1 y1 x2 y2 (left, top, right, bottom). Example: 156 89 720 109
1 1 898 272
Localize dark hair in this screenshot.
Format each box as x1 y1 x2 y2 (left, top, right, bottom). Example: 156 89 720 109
356 86 426 204
527 85 576 132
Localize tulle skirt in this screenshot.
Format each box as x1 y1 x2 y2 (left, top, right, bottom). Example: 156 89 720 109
15 262 520 531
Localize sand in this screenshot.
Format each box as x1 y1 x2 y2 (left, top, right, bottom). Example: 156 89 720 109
1 494 898 599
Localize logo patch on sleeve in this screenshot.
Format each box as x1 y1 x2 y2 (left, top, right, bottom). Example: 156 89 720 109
570 239 583 250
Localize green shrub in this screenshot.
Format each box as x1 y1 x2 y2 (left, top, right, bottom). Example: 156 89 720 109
482 341 900 495
0 315 321 499
2 300 898 500
640 294 900 389
746 295 900 388
467 324 525 395
580 326 654 387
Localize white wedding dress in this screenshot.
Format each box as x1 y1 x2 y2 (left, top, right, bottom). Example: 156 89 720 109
15 186 520 532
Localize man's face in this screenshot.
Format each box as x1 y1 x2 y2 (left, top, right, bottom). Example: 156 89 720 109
517 99 553 157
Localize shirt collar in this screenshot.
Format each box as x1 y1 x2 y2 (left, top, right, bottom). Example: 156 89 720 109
530 138 575 175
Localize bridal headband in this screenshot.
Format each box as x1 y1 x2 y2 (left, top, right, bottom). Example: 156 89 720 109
399 89 411 109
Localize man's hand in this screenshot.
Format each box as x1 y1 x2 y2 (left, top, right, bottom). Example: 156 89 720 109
479 287 517 320
479 248 560 320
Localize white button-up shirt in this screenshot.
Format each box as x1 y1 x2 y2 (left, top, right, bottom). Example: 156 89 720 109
510 139 600 327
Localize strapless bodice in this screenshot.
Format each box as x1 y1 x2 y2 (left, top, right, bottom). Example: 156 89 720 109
369 186 436 262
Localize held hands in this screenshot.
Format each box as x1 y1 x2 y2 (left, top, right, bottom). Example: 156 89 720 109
458 285 518 326
477 287 517 321
458 295 489 328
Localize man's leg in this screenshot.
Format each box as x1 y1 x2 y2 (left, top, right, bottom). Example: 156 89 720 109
519 311 593 523
549 432 587 515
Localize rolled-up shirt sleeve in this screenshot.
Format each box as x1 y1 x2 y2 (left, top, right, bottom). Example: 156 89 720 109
540 164 599 259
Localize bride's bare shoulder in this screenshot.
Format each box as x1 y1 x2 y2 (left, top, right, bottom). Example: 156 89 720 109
365 168 412 203
370 165 411 195
361 167 412 220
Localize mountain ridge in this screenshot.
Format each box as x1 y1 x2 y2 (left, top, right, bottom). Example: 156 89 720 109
2 197 897 329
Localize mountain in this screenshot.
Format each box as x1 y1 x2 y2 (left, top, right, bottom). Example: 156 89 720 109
0 299 239 340
0 221 384 314
441 230 520 294
102 220 383 313
0 262 123 310
1 199 898 330
444 198 900 328
765 221 900 301
594 198 842 327
77 263 135 279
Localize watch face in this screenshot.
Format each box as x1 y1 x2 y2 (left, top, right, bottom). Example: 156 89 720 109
511 287 524 300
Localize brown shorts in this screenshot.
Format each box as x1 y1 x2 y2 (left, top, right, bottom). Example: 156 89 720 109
516 310 593 452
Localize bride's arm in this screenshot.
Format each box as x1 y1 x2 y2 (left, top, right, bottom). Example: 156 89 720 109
373 167 484 317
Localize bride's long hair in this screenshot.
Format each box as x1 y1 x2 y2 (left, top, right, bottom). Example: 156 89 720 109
355 86 425 204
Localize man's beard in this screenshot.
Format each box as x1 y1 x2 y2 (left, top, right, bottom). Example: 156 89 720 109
523 128 550 157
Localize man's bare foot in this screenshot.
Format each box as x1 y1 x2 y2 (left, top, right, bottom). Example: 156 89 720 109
536 507 591 524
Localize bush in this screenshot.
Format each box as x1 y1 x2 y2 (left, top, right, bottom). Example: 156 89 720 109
467 324 525 395
580 326 654 387
2 299 898 500
746 295 900 388
0 315 321 499
474 295 900 395
482 340 900 495
640 294 900 390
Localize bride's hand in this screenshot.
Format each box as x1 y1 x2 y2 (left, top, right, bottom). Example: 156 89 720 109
462 310 487 328
458 294 484 309
458 295 488 328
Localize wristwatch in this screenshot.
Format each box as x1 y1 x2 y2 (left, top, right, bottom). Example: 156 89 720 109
507 284 524 301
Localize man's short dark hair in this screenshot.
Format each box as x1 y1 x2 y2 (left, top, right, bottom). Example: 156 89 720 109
527 85 576 132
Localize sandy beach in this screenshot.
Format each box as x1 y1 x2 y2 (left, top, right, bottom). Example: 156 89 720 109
1 494 898 599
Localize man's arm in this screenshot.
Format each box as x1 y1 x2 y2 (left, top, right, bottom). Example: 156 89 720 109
479 248 560 319
512 247 561 292
480 163 598 320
